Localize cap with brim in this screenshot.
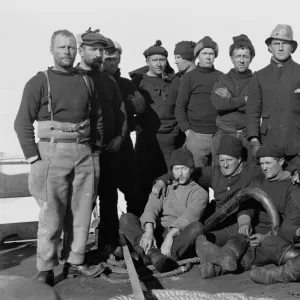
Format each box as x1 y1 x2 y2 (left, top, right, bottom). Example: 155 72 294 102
265 24 298 53
77 28 108 46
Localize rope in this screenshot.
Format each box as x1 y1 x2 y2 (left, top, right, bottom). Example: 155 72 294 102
109 289 274 300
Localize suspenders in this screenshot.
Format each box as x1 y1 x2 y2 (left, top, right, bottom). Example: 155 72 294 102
43 70 92 121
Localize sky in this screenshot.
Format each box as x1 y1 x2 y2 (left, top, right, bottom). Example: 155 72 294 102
1 0 300 156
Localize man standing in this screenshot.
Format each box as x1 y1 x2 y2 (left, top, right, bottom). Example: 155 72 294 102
174 41 196 77
77 29 127 253
102 39 145 215
211 34 255 164
131 40 182 215
176 36 223 167
247 24 300 172
14 29 104 285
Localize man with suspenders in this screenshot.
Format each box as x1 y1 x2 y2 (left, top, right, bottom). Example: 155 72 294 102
14 29 105 285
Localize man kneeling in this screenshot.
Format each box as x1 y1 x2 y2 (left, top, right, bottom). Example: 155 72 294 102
119 148 208 272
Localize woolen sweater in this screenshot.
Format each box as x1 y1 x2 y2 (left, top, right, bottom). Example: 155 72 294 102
175 65 223 134
14 68 104 160
211 69 253 132
140 180 208 231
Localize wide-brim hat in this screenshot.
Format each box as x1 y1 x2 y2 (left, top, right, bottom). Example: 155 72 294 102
265 24 298 53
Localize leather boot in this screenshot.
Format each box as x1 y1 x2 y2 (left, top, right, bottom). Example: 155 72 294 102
146 247 178 273
212 234 249 272
250 253 300 284
195 235 222 264
34 270 54 286
197 263 227 279
63 262 106 278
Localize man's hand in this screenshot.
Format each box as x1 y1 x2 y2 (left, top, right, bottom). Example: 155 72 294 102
161 235 173 257
245 96 248 102
105 136 124 152
292 170 300 185
238 224 252 236
152 180 166 198
250 233 265 247
215 87 231 99
140 231 157 255
250 138 261 157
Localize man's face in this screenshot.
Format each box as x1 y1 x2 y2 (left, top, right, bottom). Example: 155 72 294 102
198 48 215 68
259 157 284 180
174 55 193 73
172 165 193 185
231 48 252 73
79 43 105 70
146 54 167 76
268 39 293 61
102 50 120 75
50 34 77 68
219 154 242 177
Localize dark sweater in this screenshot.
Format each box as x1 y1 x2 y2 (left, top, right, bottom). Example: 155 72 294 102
14 68 103 159
211 69 253 132
112 69 145 132
175 65 223 134
132 73 180 133
77 66 127 145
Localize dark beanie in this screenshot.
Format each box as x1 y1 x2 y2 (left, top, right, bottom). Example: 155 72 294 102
217 135 243 158
143 40 168 58
229 34 255 58
194 36 219 58
169 148 195 170
174 41 196 61
256 146 284 160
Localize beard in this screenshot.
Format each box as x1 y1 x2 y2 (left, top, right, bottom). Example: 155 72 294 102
91 57 103 70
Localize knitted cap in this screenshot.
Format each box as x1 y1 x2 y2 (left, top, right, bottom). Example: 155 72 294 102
169 148 195 170
256 146 284 160
143 40 168 58
77 27 108 46
174 41 196 61
194 36 219 58
217 135 243 158
265 24 298 53
229 34 255 58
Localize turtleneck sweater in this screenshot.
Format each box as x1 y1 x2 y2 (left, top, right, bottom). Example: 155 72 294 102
211 68 253 131
175 64 223 134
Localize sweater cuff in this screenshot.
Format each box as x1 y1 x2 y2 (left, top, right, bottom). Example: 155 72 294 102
169 218 189 232
178 121 190 133
140 212 157 230
21 144 39 160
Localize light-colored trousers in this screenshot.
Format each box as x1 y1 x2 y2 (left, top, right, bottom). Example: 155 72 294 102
29 142 99 271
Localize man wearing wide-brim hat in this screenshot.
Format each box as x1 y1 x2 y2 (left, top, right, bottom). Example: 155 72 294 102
247 24 300 173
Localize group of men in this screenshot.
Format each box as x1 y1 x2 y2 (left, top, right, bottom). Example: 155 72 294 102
13 22 300 288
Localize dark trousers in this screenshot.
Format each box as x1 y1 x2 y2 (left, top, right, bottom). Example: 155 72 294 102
135 127 184 216
117 135 139 215
242 235 292 270
97 151 119 247
119 213 202 260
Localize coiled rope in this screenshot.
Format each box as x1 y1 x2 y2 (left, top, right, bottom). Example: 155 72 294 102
109 289 274 300
100 255 198 284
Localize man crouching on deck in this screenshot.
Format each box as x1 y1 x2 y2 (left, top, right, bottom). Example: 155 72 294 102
119 148 208 272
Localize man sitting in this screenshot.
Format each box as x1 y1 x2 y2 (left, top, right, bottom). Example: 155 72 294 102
119 148 208 272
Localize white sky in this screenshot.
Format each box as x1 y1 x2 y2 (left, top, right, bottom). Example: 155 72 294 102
1 0 300 155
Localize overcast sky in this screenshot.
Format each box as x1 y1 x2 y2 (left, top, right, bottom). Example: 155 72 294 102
1 0 300 155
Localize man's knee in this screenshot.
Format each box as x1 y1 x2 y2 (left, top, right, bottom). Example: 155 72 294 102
119 213 139 231
185 222 204 239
